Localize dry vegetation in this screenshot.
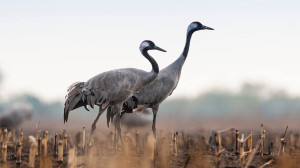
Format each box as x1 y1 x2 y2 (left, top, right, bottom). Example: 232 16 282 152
0 122 300 168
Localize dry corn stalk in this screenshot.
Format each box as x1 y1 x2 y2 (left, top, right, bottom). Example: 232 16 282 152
215 148 225 168
245 139 262 168
238 132 253 167
278 126 288 156
88 144 95 168
35 121 40 137
68 147 78 168
63 134 68 153
7 131 12 143
2 129 8 163
238 134 246 167
3 128 8 145
214 129 232 168
260 129 266 156
289 133 295 153
2 143 7 162
38 137 42 156
169 141 174 155
215 128 235 152
16 142 22 165
28 136 37 168
218 133 222 152
174 132 178 156
12 128 16 151
42 131 48 157
58 140 64 163
259 159 274 168
187 136 191 150
235 130 239 154
54 133 58 156
143 134 155 168
82 127 86 152
279 138 286 154
247 132 253 153
19 130 24 145
0 128 2 143
135 130 140 150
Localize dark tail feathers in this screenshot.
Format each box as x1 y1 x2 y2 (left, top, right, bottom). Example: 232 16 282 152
64 82 85 123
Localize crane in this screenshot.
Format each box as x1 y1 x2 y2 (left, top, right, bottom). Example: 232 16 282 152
107 22 214 139
64 40 166 145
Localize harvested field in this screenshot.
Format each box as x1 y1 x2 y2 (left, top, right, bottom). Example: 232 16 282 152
1 124 299 168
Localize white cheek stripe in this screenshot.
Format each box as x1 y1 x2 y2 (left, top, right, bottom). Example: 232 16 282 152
140 42 150 51
187 23 197 32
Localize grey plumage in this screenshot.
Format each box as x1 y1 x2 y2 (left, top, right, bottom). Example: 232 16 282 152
118 22 214 137
64 40 166 144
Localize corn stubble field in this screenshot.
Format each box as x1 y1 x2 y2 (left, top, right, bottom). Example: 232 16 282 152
0 123 300 168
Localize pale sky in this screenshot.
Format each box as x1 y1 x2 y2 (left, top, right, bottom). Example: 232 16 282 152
0 0 300 102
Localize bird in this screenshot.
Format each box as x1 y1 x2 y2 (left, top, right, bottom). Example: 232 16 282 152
107 21 214 139
64 40 166 145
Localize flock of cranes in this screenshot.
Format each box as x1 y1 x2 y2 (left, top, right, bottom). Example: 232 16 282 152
64 21 213 146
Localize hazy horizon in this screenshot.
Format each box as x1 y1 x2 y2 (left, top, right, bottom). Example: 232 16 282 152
1 0 300 102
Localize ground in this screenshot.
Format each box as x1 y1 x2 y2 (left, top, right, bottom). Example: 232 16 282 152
0 128 299 168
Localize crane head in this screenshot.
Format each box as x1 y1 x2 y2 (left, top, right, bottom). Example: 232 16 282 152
187 21 214 33
140 40 167 53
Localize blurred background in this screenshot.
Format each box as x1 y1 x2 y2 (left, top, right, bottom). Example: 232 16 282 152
0 0 299 132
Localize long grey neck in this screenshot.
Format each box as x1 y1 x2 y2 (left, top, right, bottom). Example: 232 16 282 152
166 30 194 73
142 49 159 74
182 30 194 60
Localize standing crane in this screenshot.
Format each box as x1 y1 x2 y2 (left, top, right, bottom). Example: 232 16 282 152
107 21 214 139
64 40 166 145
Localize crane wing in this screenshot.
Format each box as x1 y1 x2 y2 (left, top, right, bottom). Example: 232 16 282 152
64 82 85 123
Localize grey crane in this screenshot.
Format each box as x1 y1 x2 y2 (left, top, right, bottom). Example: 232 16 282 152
107 21 213 139
64 40 166 144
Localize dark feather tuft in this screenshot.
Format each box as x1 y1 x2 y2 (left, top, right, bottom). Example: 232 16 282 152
64 82 85 123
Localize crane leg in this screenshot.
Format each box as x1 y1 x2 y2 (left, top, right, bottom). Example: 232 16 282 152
116 113 125 148
114 104 124 149
152 107 159 167
152 113 157 139
89 107 105 144
151 106 159 138
114 124 118 151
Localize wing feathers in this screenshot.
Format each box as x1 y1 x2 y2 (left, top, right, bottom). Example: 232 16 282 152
64 82 110 123
64 82 85 123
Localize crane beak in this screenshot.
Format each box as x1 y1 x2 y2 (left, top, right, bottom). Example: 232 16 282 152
154 46 167 52
203 25 214 30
